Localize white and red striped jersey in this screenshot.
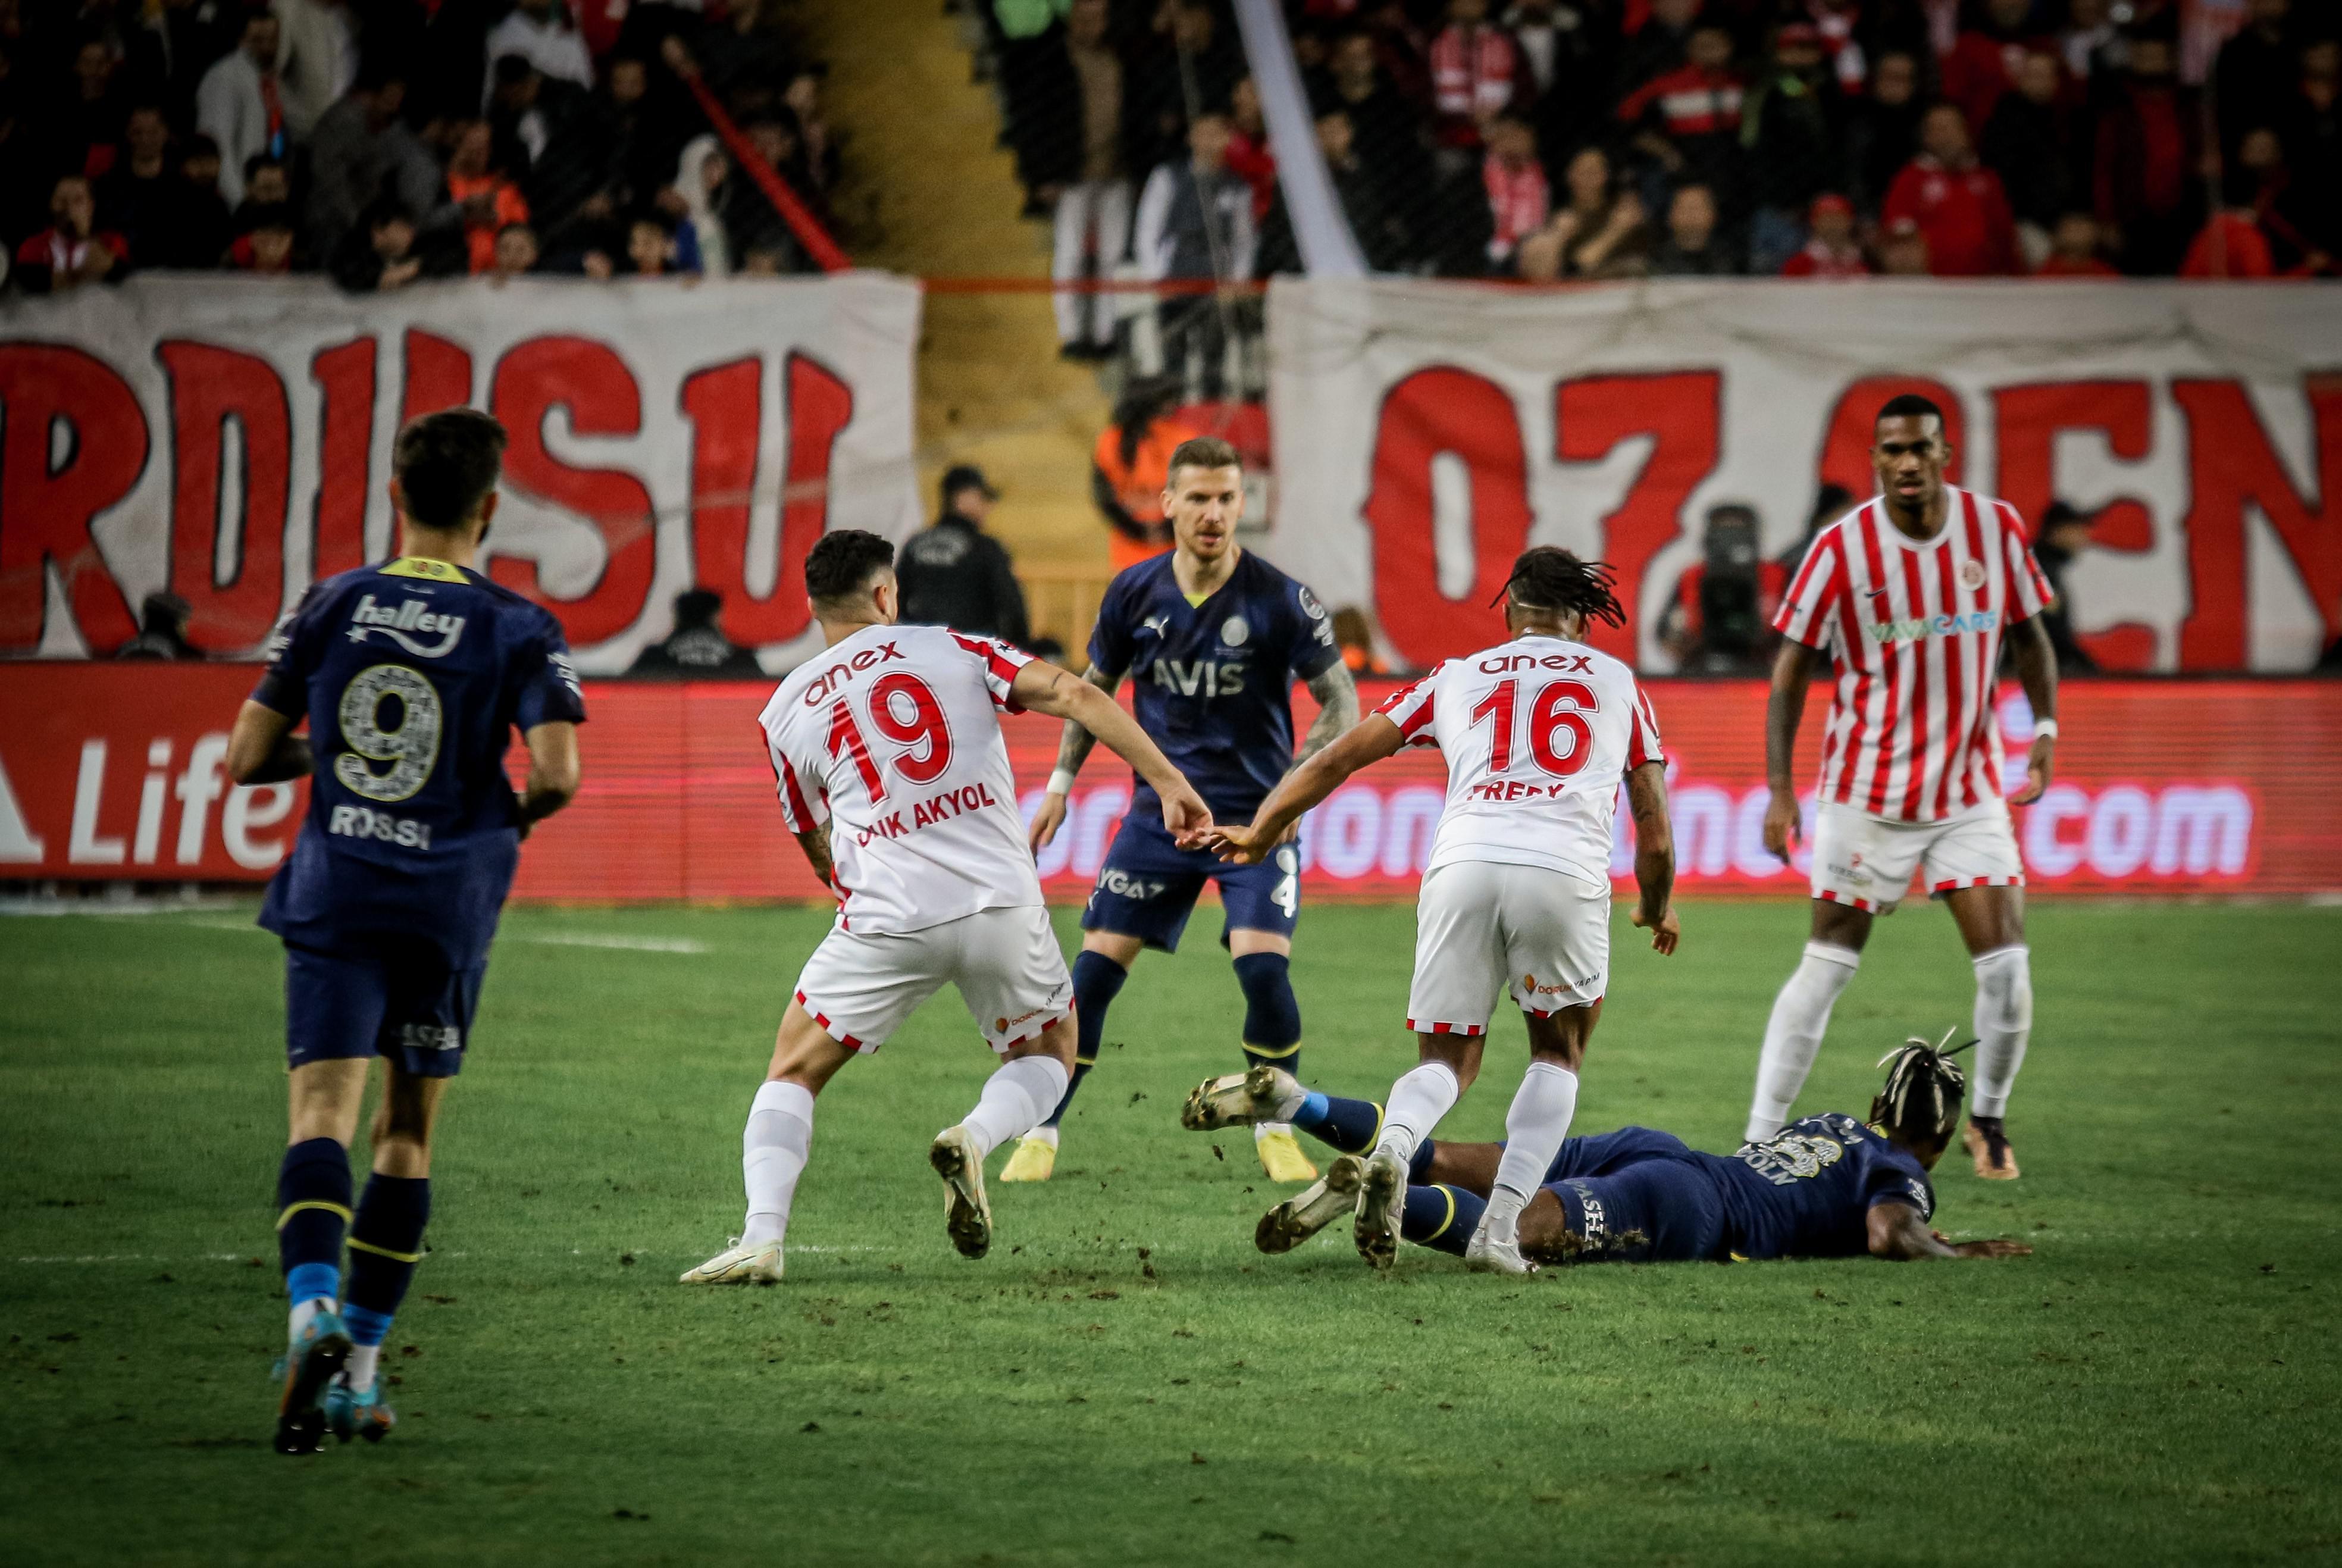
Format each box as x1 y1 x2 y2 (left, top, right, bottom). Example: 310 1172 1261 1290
1373 633 1663 888
759 623 1042 934
1774 486 2052 822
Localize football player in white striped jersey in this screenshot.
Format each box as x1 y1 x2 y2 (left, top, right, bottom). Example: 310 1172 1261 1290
1749 393 2061 1181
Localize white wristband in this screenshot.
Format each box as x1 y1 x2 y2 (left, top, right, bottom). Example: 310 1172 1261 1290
1047 769 1078 797
2031 719 2059 741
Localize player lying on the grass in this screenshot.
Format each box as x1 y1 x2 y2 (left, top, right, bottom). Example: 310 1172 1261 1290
1748 392 2061 1182
682 530 1213 1286
1019 435 1358 1186
1185 1039 2032 1267
1206 547 1677 1276
225 411 586 1454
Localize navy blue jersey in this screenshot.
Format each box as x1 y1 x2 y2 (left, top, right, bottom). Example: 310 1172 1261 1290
251 556 586 968
1088 550 1341 819
1699 1113 1937 1261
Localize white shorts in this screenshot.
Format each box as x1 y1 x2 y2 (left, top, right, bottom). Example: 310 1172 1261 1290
1405 862 1611 1037
793 904 1073 1056
1809 799 2025 914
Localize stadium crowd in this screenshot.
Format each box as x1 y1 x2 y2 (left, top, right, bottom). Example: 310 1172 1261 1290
995 0 2340 327
0 0 841 293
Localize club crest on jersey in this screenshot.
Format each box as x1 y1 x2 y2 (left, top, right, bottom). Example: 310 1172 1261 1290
1219 614 1249 647
1960 558 1989 590
1298 585 1326 620
346 594 466 658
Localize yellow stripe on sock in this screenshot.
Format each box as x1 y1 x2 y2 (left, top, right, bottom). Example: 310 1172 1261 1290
1423 1185 1458 1241
347 1238 424 1264
275 1200 353 1230
1369 1103 1385 1148
1242 1040 1302 1060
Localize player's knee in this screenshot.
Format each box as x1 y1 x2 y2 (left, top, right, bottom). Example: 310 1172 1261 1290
1232 952 1301 1050
1809 900 1873 950
1972 944 2032 1030
1013 1014 1079 1069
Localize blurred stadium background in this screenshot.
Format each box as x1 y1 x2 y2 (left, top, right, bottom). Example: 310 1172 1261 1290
1 0 2338 905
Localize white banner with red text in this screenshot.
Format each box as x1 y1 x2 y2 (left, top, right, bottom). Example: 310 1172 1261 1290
1262 277 2342 674
0 273 920 672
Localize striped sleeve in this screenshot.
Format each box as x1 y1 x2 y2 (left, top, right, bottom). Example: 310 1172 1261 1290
1373 668 1441 747
1997 503 2052 621
1625 679 1665 768
951 632 1035 712
1773 530 1845 652
763 719 828 834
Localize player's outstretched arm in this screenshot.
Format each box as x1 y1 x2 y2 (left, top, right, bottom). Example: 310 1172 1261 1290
1027 662 1124 853
1211 714 1404 865
226 701 312 786
2007 616 2058 806
1013 661 1211 840
1292 663 1361 771
1866 1201 2033 1260
1624 760 1679 955
1762 641 1823 862
517 721 581 833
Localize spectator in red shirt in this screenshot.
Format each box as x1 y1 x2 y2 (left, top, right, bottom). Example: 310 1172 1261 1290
2034 210 2121 275
447 118 531 274
1939 0 2053 137
2181 208 2276 277
1480 111 1549 268
1883 102 2018 274
2235 126 2337 276
1429 0 1528 155
2093 30 2199 275
1226 76 1279 223
1621 22 1746 202
1780 192 1870 275
228 206 299 274
14 176 129 294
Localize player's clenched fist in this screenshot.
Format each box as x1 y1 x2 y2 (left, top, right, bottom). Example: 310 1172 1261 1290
1159 782 1214 845
1630 904 1680 956
1761 789 1802 863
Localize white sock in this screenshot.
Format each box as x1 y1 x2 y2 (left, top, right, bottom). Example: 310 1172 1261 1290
1019 1124 1059 1150
288 1297 333 1339
741 1079 816 1249
1748 941 1861 1141
1486 1062 1580 1237
956 1055 1070 1160
346 1343 380 1392
1969 944 2033 1119
1372 1061 1461 1166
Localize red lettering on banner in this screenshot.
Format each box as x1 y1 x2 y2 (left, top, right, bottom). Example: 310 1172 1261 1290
2174 377 2342 669
1554 371 1721 662
401 329 472 422
765 352 854 644
0 345 145 653
680 356 784 640
1363 366 1525 666
311 337 377 579
488 336 656 647
159 341 291 652
1817 375 1965 505
1993 379 2156 671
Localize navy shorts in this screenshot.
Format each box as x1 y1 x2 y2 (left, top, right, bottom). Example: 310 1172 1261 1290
1080 811 1300 953
1541 1128 1730 1263
284 941 486 1078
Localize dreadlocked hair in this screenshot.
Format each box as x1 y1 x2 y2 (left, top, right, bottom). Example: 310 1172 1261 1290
1872 1035 1968 1146
1500 546 1627 630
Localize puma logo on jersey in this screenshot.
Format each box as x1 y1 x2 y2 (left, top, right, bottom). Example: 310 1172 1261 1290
1152 659 1245 697
346 594 466 658
1138 615 1172 637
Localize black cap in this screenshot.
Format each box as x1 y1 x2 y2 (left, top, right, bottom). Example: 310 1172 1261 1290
941 464 998 505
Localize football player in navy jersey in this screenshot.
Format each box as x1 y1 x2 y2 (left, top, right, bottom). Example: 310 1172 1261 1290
1186 1037 2031 1266
1019 436 1358 1184
224 410 585 1454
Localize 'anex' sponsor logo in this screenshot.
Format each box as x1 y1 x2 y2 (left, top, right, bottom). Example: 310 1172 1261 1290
347 595 466 658
1865 610 1998 646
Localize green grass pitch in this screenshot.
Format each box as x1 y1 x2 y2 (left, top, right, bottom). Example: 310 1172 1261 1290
4 898 2338 1567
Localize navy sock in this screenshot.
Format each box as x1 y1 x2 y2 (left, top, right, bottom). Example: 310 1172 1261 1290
277 1137 352 1304
1046 950 1129 1127
1291 1092 1383 1154
345 1174 431 1348
1410 1140 1438 1183
1232 952 1301 1078
1401 1184 1482 1256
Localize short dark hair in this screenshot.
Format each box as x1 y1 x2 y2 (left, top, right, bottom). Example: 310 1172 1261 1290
1498 546 1626 630
394 409 507 530
1167 436 1241 477
1876 392 1946 431
804 530 897 608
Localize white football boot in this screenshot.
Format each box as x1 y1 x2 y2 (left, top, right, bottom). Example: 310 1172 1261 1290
680 1237 785 1285
1350 1151 1407 1271
929 1126 994 1259
1181 1065 1303 1131
1463 1216 1539 1276
1255 1153 1364 1254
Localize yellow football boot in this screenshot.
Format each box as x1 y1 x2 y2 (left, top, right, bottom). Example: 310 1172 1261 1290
1253 1123 1319 1183
998 1132 1059 1183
